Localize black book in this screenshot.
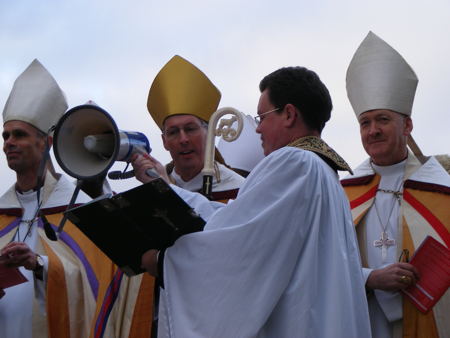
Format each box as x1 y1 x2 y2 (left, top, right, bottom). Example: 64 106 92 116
65 179 205 276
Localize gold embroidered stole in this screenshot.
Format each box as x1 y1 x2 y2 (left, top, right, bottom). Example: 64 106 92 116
287 136 352 173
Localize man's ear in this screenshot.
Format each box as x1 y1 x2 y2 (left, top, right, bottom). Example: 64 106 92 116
404 117 413 136
161 133 169 151
37 134 51 152
47 135 53 148
284 103 299 127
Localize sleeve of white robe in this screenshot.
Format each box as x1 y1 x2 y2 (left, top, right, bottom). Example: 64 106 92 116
160 147 371 338
169 184 226 221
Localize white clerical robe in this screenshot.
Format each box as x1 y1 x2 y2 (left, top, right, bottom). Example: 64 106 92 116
342 152 450 338
363 160 406 338
0 172 91 338
170 162 244 193
0 190 47 338
157 146 371 338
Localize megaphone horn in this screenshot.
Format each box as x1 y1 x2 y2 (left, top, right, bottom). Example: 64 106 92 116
53 104 152 180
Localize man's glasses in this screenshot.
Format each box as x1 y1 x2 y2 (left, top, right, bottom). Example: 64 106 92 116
163 123 206 140
254 108 280 125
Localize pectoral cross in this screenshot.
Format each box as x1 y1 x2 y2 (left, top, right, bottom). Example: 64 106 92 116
373 231 396 262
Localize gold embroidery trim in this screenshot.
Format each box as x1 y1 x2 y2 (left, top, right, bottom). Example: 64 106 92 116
288 136 353 174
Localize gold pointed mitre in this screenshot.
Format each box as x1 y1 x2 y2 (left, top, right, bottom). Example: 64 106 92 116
346 31 418 117
3 59 67 133
147 55 221 129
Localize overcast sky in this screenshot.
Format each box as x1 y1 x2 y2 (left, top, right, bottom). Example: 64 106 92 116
1 0 449 194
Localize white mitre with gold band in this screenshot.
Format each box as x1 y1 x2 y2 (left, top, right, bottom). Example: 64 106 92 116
147 55 221 129
346 31 418 117
2 59 68 133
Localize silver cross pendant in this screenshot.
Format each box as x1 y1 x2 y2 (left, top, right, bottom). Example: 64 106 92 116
373 231 396 262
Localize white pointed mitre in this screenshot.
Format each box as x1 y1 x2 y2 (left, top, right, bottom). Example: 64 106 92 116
2 59 68 133
346 31 418 117
218 114 264 172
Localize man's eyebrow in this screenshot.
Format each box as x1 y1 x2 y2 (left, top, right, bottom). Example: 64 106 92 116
5 129 29 136
168 123 200 129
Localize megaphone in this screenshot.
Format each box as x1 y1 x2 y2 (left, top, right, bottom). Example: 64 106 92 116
53 104 152 180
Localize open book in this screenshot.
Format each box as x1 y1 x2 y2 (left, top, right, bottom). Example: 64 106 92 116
65 179 205 276
402 236 450 313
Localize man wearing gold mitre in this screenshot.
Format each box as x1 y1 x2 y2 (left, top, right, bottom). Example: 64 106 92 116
99 56 245 338
135 55 244 202
341 31 450 338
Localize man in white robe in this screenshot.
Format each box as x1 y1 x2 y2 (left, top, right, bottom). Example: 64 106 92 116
102 55 245 338
134 66 372 337
343 31 450 338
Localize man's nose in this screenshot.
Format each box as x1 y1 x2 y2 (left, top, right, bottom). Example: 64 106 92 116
368 122 380 136
255 124 262 134
3 137 14 149
178 129 189 143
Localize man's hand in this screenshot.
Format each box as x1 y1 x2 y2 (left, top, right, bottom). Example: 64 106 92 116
141 249 159 277
0 242 39 271
131 153 170 184
366 262 419 291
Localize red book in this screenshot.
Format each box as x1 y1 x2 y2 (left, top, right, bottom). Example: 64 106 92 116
0 258 28 289
402 236 450 313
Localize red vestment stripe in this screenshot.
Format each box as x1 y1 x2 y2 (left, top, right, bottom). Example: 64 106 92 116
349 185 378 209
403 190 450 248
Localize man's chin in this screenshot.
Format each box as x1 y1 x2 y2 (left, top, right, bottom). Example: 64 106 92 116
368 151 391 165
366 145 387 158
261 143 270 156
175 157 199 168
177 155 195 163
6 162 20 171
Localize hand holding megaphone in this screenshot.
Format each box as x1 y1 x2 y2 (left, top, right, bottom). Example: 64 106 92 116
130 152 169 184
106 146 160 180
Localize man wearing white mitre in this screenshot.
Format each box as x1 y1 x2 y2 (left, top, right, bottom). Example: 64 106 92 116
0 59 116 338
342 31 450 338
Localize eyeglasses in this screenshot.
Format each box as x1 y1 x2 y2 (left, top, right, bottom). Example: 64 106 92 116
163 123 206 140
254 108 280 125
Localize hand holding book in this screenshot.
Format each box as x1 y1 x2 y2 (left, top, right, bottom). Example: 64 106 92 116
65 179 205 276
0 255 28 290
402 236 450 313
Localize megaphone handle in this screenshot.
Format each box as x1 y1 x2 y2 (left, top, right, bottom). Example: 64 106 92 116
145 168 160 179
132 146 160 179
57 180 82 235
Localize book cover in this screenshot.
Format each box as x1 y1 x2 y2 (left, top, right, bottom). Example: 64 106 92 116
0 258 28 289
65 179 205 276
402 236 450 313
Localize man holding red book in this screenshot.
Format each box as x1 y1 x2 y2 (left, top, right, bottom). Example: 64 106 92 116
342 31 450 338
